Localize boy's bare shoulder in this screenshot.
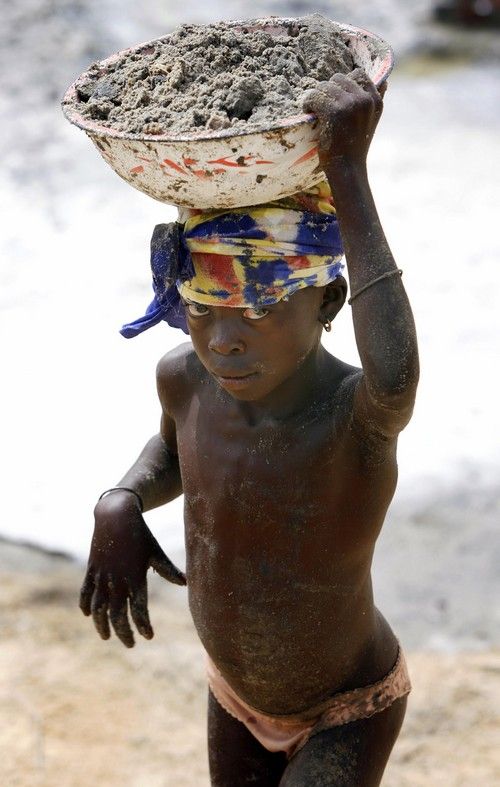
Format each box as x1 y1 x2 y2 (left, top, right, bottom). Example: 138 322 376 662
324 357 394 447
328 361 401 465
156 341 195 378
156 342 203 411
324 354 362 408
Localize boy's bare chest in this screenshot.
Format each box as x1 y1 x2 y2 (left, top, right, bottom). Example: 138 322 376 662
176 393 351 529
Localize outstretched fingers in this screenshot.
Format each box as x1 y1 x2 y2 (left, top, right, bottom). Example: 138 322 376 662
86 573 155 646
81 535 185 647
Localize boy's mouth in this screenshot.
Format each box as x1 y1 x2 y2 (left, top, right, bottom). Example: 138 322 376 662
212 369 259 389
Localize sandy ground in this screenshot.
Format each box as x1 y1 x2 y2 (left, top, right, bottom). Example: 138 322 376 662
1 541 499 787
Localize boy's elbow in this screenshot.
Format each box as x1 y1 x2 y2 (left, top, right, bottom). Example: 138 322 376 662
389 359 419 404
367 357 420 435
366 388 417 439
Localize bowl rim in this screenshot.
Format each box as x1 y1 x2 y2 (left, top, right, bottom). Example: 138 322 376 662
61 18 394 144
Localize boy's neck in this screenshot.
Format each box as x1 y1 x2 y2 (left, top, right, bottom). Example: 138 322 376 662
232 343 330 426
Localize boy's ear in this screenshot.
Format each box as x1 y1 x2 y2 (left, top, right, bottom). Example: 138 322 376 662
319 277 347 323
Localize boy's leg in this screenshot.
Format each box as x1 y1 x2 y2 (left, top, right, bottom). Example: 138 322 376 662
279 695 407 787
207 689 288 787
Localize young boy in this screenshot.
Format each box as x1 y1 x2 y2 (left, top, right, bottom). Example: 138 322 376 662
80 69 419 786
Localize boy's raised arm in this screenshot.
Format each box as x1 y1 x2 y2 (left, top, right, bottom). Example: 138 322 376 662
303 70 419 438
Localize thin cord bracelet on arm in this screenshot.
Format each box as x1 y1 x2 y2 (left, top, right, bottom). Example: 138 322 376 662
348 269 403 305
98 487 144 512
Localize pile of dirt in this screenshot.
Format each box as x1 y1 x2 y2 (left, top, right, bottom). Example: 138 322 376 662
69 14 355 135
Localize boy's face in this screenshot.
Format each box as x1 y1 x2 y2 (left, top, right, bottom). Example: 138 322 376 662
183 286 332 402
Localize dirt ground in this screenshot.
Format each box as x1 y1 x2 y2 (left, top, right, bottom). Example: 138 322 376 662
1 541 499 787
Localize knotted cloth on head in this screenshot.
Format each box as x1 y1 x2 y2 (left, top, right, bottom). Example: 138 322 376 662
120 177 344 337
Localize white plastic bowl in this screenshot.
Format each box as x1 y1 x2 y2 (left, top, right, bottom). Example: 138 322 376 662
61 18 394 209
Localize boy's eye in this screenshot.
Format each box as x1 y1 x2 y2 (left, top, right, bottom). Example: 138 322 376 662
186 301 209 317
243 307 269 320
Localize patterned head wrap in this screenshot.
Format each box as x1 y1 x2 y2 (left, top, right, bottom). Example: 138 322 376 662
120 178 344 337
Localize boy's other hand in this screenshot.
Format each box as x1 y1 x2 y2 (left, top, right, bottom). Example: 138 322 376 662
301 68 386 171
79 491 186 648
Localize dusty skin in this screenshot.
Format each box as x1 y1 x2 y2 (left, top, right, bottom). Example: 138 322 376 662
79 70 420 785
1 541 499 787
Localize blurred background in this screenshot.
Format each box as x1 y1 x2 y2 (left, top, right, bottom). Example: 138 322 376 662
1 1 499 785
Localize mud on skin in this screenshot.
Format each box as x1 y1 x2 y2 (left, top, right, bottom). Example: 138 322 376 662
71 14 355 134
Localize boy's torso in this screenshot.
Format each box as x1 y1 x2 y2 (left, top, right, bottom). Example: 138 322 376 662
165 345 400 715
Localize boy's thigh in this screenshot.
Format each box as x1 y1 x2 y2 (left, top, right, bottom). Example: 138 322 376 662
207 689 288 787
279 695 407 787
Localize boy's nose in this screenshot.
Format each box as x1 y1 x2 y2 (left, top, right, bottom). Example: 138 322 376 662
208 319 245 356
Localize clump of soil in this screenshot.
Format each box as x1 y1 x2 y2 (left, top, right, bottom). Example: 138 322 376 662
71 14 356 135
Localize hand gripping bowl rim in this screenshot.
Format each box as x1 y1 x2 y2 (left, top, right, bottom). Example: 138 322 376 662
61 19 395 144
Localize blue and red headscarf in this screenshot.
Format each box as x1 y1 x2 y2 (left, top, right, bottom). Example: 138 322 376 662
121 178 344 337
